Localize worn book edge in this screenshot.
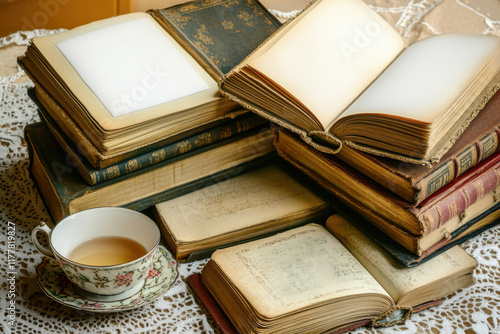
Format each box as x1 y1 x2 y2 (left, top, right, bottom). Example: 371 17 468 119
31 87 267 185
27 79 249 168
221 68 500 166
24 122 276 222
187 273 443 334
153 162 332 262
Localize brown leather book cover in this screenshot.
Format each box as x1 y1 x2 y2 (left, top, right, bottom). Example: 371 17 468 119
336 90 500 206
272 125 500 254
186 273 238 334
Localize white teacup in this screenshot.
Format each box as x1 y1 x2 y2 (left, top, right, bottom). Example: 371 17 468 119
32 207 160 301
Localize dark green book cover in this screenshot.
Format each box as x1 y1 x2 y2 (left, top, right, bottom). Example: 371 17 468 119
149 0 282 79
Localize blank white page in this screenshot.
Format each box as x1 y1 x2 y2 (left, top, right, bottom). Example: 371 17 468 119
340 34 500 124
57 17 209 117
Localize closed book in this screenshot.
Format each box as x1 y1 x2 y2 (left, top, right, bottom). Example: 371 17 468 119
30 88 268 185
220 0 500 165
330 199 500 267
18 0 281 158
152 163 332 262
336 90 500 205
197 223 476 333
273 126 500 255
25 122 276 223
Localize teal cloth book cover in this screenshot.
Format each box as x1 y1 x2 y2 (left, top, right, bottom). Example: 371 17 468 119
149 0 282 79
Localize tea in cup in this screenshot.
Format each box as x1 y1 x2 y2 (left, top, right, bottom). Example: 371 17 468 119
32 207 161 301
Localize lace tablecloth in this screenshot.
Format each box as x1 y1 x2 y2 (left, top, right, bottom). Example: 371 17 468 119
1 1 499 333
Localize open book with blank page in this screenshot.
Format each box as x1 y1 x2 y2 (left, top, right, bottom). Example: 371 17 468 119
195 217 476 333
219 0 500 165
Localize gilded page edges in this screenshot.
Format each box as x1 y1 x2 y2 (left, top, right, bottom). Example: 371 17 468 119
429 79 500 164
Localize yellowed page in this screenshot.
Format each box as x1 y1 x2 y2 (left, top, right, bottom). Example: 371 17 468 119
326 214 477 306
340 34 500 124
154 165 327 243
247 0 404 129
211 224 392 319
32 13 219 131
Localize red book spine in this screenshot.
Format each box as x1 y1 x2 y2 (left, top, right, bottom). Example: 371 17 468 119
416 152 500 232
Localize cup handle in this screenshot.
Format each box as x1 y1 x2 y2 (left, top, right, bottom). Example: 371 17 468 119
32 223 55 259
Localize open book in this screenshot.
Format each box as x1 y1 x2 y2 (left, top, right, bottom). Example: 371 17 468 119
199 217 477 333
219 0 500 165
18 0 281 156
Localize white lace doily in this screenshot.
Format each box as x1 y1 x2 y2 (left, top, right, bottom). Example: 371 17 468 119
1 1 499 333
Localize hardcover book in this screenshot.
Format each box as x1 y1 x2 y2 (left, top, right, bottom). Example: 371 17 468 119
31 88 267 185
196 223 476 333
219 0 500 165
273 126 500 255
334 202 500 267
153 163 332 262
336 89 500 205
18 0 281 157
25 122 276 222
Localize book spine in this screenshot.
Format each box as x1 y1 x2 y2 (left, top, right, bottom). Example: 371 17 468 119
417 162 500 232
417 129 500 201
90 115 266 184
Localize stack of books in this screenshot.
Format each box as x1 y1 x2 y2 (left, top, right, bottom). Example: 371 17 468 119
182 0 499 332
19 0 499 332
219 0 500 266
19 0 283 222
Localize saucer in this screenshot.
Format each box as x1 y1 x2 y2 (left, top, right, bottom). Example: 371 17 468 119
35 245 178 313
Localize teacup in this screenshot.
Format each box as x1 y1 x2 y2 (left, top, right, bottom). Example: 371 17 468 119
32 207 160 301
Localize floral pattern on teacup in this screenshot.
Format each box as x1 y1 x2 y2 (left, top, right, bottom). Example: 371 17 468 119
115 271 134 286
35 246 178 312
54 247 159 295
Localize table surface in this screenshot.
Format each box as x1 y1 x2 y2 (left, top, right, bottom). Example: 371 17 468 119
1 1 499 333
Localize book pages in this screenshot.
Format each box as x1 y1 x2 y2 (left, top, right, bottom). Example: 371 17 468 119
340 34 500 124
211 224 391 318
326 214 478 306
247 0 404 129
56 17 209 117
